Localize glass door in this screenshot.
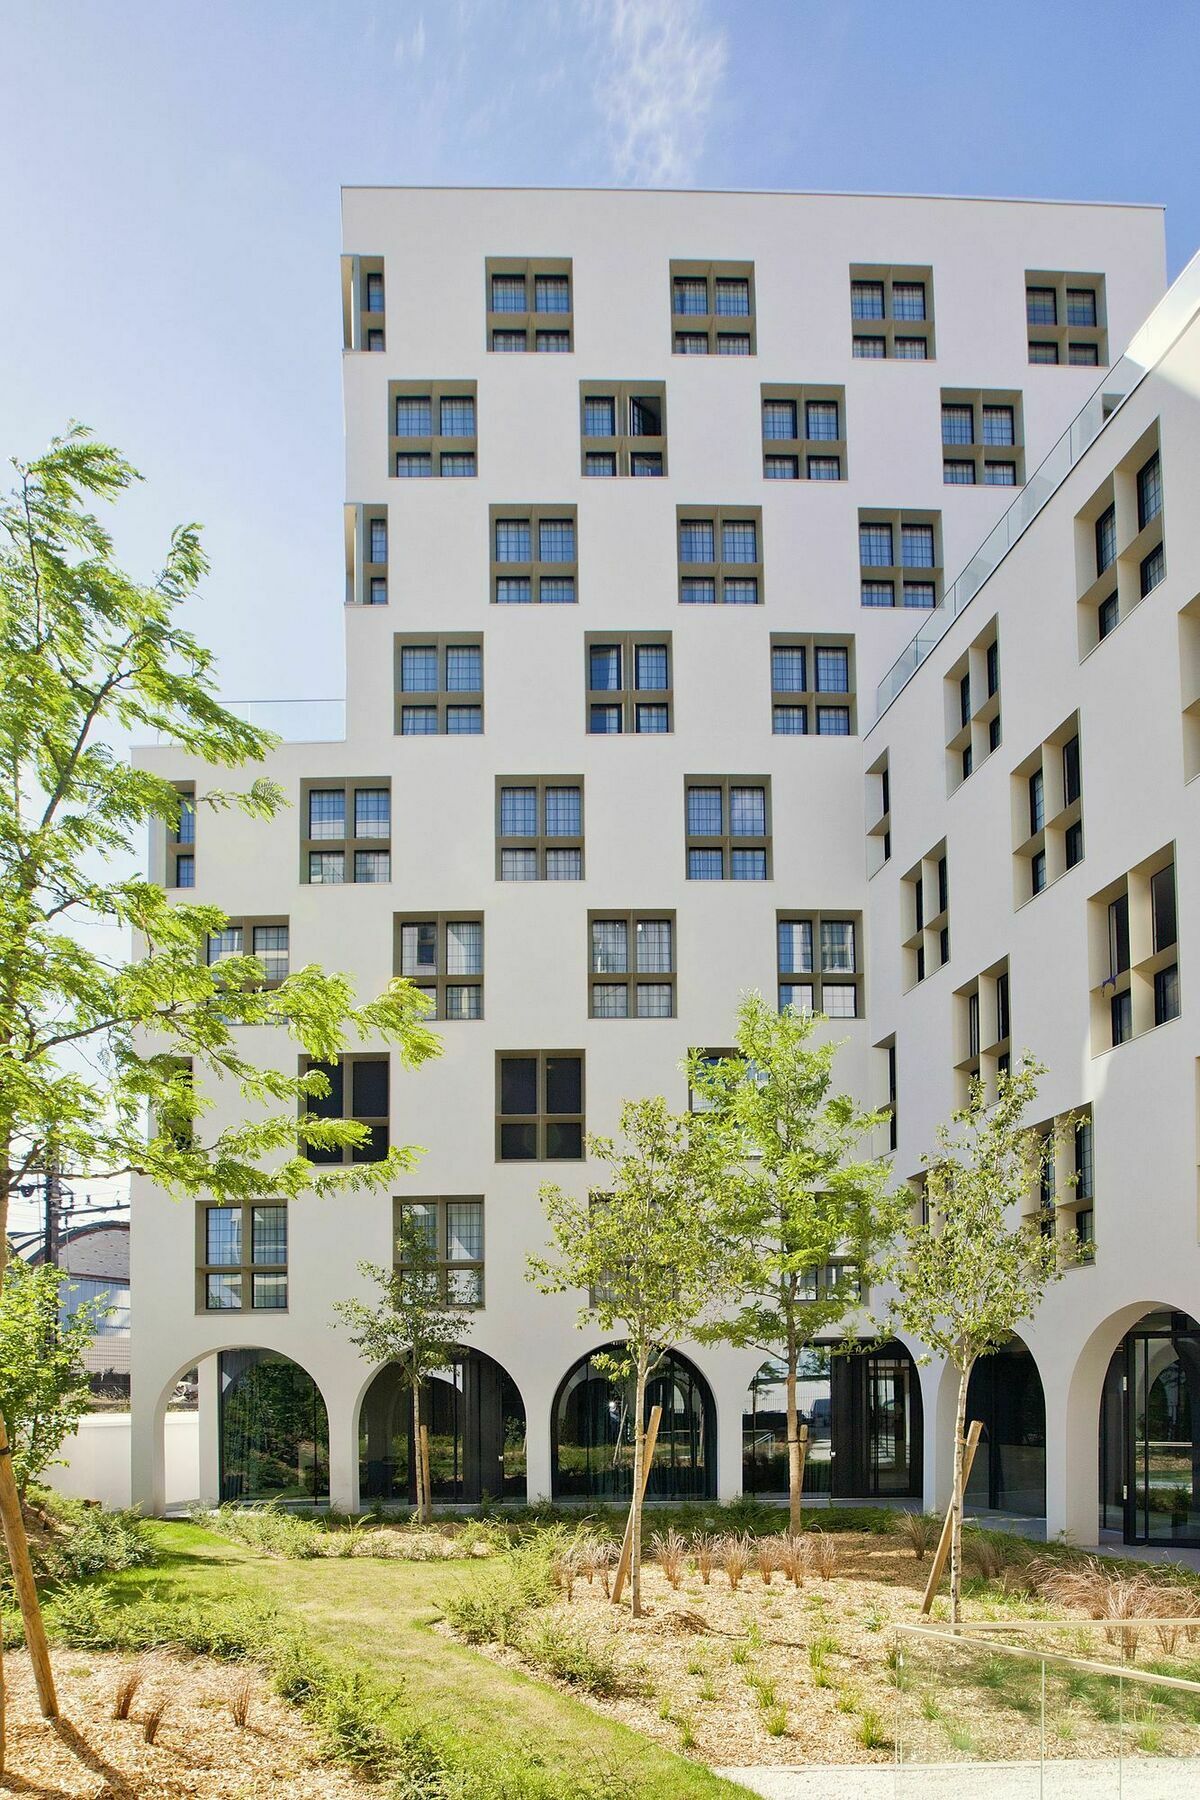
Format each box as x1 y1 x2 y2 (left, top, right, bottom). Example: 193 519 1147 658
1127 1314 1200 1545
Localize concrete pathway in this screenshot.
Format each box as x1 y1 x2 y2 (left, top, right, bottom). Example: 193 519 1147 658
726 1756 1200 1798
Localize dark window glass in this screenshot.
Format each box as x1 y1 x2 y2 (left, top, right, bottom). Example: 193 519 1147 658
545 1121 583 1159
1095 505 1117 576
1111 990 1132 1046
986 642 999 697
937 857 949 914
352 1060 388 1118
1140 544 1165 596
500 1122 537 1159
1151 863 1177 951
307 1061 343 1118
1154 964 1180 1026
1098 593 1119 639
1062 735 1081 804
1137 453 1162 530
959 673 971 728
1108 894 1130 976
546 1056 582 1115
1031 850 1046 895
500 1056 537 1116
996 973 1010 1042
1065 821 1084 868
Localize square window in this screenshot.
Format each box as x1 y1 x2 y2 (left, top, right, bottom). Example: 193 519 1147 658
500 787 537 835
723 578 758 605
773 706 807 734
446 646 482 691
688 848 723 880
500 848 538 880
944 461 976 484
308 851 345 884
817 707 851 735
535 275 570 314
1066 288 1097 327
395 397 432 435
680 578 716 604
401 707 438 734
982 406 1015 447
355 789 390 837
679 520 715 563
815 646 849 692
545 849 582 880
495 577 532 604
539 518 576 562
823 985 857 1018
401 646 439 692
903 582 936 609
716 334 752 355
539 577 575 604
545 787 581 836
731 849 767 880
491 275 526 312
942 404 974 445
439 453 475 477
589 704 623 734
892 282 926 320
354 851 390 883
635 703 669 733
901 524 935 566
636 983 673 1019
714 278 751 316
861 581 895 608
584 452 616 477
592 983 628 1018
309 789 346 838
445 706 482 734
780 982 814 1014
440 397 475 436
985 463 1016 486
675 332 709 354
894 338 928 360
1068 343 1099 367
1027 288 1057 325
495 519 532 562
763 400 797 440
584 397 616 436
673 277 709 315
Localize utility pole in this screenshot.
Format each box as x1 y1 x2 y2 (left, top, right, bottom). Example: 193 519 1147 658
42 1163 62 1271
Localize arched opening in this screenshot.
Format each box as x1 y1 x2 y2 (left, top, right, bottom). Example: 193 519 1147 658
1100 1310 1200 1545
964 1336 1046 1517
742 1340 923 1501
553 1345 715 1502
358 1347 527 1506
219 1348 329 1504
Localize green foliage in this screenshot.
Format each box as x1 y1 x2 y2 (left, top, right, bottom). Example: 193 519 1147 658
529 1096 735 1611
33 1491 157 1579
303 1668 397 1773
204 1502 325 1559
0 427 440 1238
687 995 906 1526
442 1542 555 1648
519 1617 635 1697
0 1259 108 1493
888 1056 1064 1622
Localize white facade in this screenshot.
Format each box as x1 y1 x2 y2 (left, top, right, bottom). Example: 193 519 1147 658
128 187 1199 1543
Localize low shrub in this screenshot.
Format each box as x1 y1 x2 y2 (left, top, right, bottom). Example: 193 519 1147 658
33 1494 158 1581
303 1669 396 1773
204 1503 324 1559
519 1617 635 1697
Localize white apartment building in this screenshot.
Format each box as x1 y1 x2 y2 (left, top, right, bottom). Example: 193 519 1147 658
129 187 1200 1549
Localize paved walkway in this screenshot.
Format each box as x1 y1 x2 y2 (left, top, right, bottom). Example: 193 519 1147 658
726 1757 1200 1798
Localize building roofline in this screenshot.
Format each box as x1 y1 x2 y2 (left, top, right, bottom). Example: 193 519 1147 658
340 183 1164 213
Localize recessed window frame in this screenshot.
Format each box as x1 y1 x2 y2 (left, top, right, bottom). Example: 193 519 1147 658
205 916 290 989
299 778 392 885
1025 270 1108 366
759 384 846 479
585 632 673 734
341 253 386 352
495 1050 585 1161
670 260 756 354
954 957 1011 1104
849 264 935 358
485 257 573 353
397 1196 485 1306
684 775 772 881
579 381 667 477
1075 422 1165 656
776 910 862 1019
940 389 1025 486
858 509 942 609
394 635 484 735
945 616 1001 794
587 911 677 1019
394 914 484 1022
300 1053 390 1165
1088 845 1180 1054
1012 712 1084 906
677 505 763 605
496 776 585 881
902 841 949 991
769 632 857 736
488 504 578 605
196 1201 288 1313
388 379 478 478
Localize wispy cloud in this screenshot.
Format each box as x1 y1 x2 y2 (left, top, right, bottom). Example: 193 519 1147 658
590 0 727 186
393 13 427 65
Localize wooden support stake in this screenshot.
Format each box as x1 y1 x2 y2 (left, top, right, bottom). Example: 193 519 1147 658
920 1418 983 1616
0 1419 56 1718
419 1424 433 1520
610 1404 663 1606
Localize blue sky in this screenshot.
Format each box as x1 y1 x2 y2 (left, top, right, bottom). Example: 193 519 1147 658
2 0 1197 704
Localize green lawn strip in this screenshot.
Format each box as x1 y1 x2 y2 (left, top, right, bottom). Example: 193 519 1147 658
100 1522 749 1799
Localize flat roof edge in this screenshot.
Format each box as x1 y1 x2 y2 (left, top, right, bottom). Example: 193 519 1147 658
339 183 1164 212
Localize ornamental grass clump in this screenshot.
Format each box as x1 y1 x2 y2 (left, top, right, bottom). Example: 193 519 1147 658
897 1511 941 1561
720 1533 751 1591
692 1533 716 1585
651 1528 687 1589
810 1531 839 1580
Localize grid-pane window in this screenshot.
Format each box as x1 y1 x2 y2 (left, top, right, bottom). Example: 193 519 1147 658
817 707 850 735
1137 453 1162 530
763 400 797 440
308 851 344 883
207 1209 241 1265
892 282 925 319
500 788 536 835
942 404 974 445
539 518 576 561
1027 288 1057 325
821 919 855 973
590 646 621 691
1066 288 1097 326
982 406 1015 447
446 646 482 692
806 401 839 440
730 787 765 835
545 788 581 835
688 849 722 880
308 790 345 839
495 519 531 561
900 524 935 566
815 647 849 693
440 397 475 436
679 520 715 562
635 643 668 690
592 919 627 973
636 920 672 973
722 520 757 563
535 276 569 313
779 919 813 974
395 397 432 435
731 849 766 880
354 789 390 838
772 646 806 692
584 398 616 436
673 278 708 315
401 647 438 692
687 788 722 835
492 275 526 312
859 524 893 566
715 278 750 315
851 281 885 320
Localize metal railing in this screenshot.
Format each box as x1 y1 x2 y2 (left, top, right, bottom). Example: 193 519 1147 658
875 246 1200 724
892 1617 1200 1794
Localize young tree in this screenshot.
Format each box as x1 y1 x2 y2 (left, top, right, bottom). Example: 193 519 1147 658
688 993 906 1533
527 1096 733 1616
888 1055 1064 1625
0 1258 109 1498
332 1211 469 1523
0 431 440 1720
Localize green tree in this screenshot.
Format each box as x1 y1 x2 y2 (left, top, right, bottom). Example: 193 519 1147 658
688 993 906 1532
527 1096 733 1615
0 1256 108 1498
0 430 440 1716
332 1212 469 1523
888 1055 1065 1624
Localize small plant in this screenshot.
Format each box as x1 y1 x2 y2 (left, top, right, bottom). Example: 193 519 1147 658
863 1604 886 1633
810 1531 839 1580
111 1662 145 1721
720 1533 751 1591
685 1653 705 1677
920 1692 941 1722
835 1686 857 1714
764 1706 788 1737
693 1533 716 1585
678 1718 696 1750
658 1694 673 1721
698 1676 718 1702
755 1537 779 1585
745 1620 763 1650
808 1630 837 1688
856 1707 888 1750
521 1618 631 1697
142 1695 170 1745
946 1723 977 1754
230 1672 254 1728
751 1677 777 1710
962 1530 1006 1584
897 1510 941 1561
779 1534 808 1587
651 1527 688 1590
731 1643 750 1667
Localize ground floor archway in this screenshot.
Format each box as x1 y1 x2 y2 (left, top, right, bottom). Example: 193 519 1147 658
741 1340 923 1500
1100 1309 1200 1546
965 1336 1046 1517
552 1346 715 1501
359 1347 527 1506
219 1347 329 1504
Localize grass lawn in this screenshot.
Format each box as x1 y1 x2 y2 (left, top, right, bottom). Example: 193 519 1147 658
97 1520 750 1799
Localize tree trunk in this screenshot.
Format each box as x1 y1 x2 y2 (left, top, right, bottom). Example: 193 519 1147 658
0 1184 58 1724
949 1361 972 1629
786 1328 802 1536
630 1357 648 1618
411 1377 428 1524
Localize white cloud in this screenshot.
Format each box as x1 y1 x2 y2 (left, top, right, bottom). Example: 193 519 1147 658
393 13 427 65
590 0 727 186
